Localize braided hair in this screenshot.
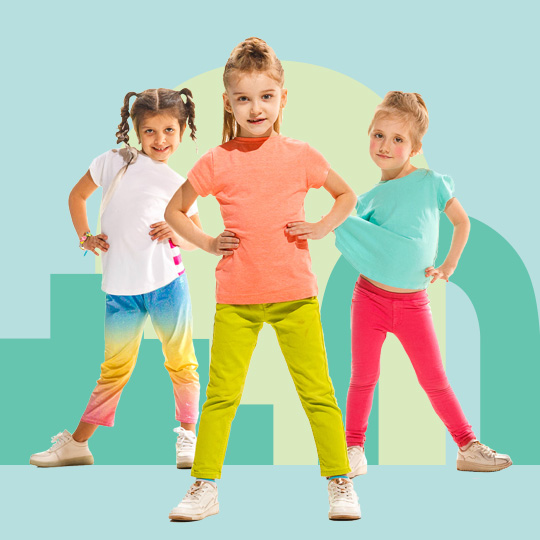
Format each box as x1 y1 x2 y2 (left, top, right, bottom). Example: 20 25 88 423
115 88 196 146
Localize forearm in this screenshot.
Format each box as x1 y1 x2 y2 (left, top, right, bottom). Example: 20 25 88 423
319 191 357 236
165 207 214 254
68 192 92 239
442 220 470 270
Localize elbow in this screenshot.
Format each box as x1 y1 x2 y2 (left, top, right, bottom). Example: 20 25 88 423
345 190 357 213
164 203 175 225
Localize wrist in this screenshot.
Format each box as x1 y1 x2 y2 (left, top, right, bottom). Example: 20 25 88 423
318 218 333 237
79 231 92 250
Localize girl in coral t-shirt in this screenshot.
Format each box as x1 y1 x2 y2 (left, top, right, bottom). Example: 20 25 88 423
165 37 360 522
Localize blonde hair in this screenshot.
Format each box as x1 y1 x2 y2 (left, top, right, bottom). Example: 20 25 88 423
222 37 285 143
368 91 429 150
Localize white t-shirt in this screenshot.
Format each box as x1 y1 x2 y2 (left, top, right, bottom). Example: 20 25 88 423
89 149 197 295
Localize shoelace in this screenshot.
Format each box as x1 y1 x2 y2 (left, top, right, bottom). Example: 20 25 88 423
48 432 67 451
173 427 196 451
184 482 209 502
475 442 496 458
329 479 355 501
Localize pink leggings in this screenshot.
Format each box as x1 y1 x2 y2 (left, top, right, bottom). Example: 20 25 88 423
346 277 475 448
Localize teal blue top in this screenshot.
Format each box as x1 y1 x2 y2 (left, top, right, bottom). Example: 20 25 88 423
335 168 454 289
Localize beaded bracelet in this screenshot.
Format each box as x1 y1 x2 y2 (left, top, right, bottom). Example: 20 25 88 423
79 231 92 251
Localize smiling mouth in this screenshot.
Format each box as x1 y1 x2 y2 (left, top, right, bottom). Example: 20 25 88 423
152 146 170 152
377 154 391 159
248 118 266 124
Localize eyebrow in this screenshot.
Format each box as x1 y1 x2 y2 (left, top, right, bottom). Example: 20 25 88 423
232 89 276 95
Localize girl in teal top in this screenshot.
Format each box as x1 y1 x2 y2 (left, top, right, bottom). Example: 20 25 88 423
335 91 512 476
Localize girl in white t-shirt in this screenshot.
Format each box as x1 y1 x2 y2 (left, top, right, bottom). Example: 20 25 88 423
30 88 201 468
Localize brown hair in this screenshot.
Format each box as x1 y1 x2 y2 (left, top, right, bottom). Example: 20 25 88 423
222 37 285 143
368 91 429 150
115 88 196 145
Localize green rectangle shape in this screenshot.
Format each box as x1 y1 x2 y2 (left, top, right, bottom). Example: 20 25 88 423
225 405 274 465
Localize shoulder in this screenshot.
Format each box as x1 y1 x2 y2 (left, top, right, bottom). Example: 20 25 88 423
422 168 453 184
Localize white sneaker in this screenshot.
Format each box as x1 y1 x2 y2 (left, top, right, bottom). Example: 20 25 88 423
347 446 367 478
174 427 196 469
29 430 94 467
169 481 219 521
328 478 361 520
457 441 512 472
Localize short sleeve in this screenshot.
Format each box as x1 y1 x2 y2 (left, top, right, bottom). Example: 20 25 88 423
304 144 331 189
89 150 111 187
437 174 455 212
187 150 215 197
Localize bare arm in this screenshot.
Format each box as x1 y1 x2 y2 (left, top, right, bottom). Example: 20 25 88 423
149 213 203 251
425 197 470 283
68 170 109 255
165 180 239 256
285 169 357 240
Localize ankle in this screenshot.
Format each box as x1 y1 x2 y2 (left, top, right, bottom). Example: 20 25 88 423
460 439 477 451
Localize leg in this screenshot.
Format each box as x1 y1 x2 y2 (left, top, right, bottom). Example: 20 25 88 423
146 276 200 427
191 303 263 479
268 297 349 477
394 292 476 448
346 283 389 448
80 293 147 427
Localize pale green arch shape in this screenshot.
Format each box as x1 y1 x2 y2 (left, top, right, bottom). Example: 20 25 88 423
96 62 444 465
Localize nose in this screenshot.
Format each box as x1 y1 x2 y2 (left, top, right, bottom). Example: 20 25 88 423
250 99 262 115
379 139 389 153
155 131 167 144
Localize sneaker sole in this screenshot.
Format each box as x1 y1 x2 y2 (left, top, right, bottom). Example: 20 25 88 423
169 502 219 521
29 455 94 467
176 458 194 469
347 464 367 479
329 512 361 521
456 459 512 472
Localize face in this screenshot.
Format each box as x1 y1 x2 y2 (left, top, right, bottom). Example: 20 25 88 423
369 116 420 177
223 71 287 138
138 113 185 163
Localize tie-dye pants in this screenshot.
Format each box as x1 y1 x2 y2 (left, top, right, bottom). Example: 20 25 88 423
81 276 200 427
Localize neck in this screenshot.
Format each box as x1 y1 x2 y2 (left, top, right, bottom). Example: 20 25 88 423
237 128 279 138
380 161 416 182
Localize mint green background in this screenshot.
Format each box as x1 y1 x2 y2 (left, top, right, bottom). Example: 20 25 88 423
1 1 539 538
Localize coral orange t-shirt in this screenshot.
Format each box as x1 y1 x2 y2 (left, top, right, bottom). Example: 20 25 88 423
188 135 330 304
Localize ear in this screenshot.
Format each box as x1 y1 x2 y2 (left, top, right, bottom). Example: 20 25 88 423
223 92 233 113
410 142 423 157
280 88 288 109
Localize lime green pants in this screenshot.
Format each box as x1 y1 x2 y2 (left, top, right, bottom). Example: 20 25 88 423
192 297 350 479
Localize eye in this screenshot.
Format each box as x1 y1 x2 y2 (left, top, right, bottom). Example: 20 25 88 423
238 96 249 102
262 94 273 100
165 128 175 133
144 129 154 134
395 137 403 143
373 133 383 139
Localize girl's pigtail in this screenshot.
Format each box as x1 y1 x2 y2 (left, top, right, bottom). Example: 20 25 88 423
116 91 138 145
178 88 197 141
222 109 237 144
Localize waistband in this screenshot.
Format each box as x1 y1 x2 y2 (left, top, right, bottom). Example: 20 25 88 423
356 276 427 301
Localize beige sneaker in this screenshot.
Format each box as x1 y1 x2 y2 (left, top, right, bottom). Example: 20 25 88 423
328 478 361 520
347 446 367 478
174 427 196 469
457 441 512 472
169 481 219 521
30 430 94 467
